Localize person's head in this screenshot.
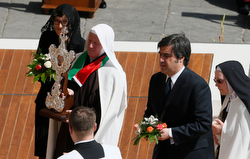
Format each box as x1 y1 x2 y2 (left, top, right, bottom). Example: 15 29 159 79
217 60 250 113
53 14 68 37
69 106 96 142
41 4 81 40
87 31 104 58
214 69 229 95
215 60 248 96
87 24 115 58
158 33 191 76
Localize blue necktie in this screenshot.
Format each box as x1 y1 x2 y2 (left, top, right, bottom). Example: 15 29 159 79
165 77 172 100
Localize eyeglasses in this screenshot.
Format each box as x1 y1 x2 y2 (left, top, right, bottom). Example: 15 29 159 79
213 78 224 84
54 20 68 26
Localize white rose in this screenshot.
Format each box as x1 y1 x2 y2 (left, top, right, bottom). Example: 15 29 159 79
148 115 158 126
45 54 51 60
44 61 52 68
135 125 141 135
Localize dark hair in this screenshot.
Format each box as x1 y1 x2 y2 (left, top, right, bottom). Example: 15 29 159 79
69 106 96 136
158 33 191 66
41 4 81 46
41 4 85 53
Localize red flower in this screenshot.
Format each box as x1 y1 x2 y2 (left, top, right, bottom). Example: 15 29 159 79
134 124 139 130
156 124 164 130
35 65 42 71
147 126 154 133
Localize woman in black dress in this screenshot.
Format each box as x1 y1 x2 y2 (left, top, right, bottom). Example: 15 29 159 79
34 4 85 159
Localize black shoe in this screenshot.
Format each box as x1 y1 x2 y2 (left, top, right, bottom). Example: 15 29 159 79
99 1 107 9
237 2 249 15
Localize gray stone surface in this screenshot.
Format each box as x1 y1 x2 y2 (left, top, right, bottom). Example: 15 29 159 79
0 0 250 43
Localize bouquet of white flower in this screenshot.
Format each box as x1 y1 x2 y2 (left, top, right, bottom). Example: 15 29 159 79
26 47 56 83
133 115 167 145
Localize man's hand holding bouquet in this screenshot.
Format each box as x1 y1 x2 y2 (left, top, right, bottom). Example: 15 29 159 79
133 115 167 145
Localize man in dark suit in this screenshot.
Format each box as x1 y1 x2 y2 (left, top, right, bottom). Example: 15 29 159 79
144 33 215 159
57 106 122 159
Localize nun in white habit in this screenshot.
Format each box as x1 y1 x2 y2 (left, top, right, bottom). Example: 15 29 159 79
50 24 127 158
212 60 250 159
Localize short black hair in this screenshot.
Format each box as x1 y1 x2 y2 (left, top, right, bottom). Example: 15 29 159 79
158 33 191 66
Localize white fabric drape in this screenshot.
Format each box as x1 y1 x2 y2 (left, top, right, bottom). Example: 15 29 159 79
90 24 127 145
219 96 250 159
91 24 127 106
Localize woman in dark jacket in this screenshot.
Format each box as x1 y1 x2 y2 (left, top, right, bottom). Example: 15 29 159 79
34 4 85 159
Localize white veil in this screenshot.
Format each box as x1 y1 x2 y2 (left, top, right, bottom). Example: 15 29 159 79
91 24 127 108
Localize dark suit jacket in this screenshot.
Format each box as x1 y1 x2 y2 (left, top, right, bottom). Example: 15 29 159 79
144 67 215 159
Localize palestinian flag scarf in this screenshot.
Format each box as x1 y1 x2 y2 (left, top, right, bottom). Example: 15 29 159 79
68 51 109 87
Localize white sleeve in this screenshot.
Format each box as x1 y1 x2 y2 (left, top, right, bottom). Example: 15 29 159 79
57 150 84 159
101 145 122 159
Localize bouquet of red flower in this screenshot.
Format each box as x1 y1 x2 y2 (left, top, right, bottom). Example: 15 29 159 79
26 48 56 83
133 115 167 145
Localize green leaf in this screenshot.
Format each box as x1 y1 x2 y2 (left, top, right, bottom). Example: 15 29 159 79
37 47 43 55
155 136 159 144
141 124 148 130
52 73 55 80
148 135 155 143
41 73 47 83
133 136 141 145
34 74 41 83
27 64 34 68
27 73 34 77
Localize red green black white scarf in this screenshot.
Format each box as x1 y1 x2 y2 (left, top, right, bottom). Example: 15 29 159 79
68 51 109 87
